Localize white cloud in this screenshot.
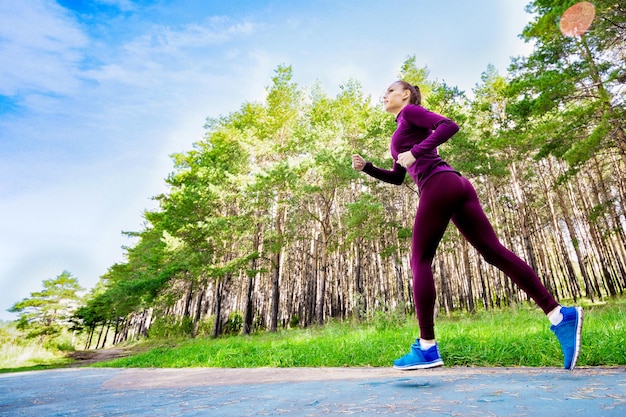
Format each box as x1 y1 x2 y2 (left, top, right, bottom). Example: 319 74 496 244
158 19 258 49
95 0 137 12
0 0 88 96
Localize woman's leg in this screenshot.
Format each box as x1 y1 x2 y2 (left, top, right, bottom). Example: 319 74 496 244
402 173 581 370
450 177 585 370
451 177 559 314
411 172 465 340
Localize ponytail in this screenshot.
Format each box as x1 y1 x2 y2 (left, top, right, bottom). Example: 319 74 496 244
411 85 422 106
395 80 422 106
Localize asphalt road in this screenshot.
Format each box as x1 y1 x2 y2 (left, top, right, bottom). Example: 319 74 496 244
1 366 625 416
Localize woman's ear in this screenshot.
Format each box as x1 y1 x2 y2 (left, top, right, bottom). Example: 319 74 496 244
402 89 411 101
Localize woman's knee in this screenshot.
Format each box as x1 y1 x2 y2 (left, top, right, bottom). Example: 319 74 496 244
479 245 511 266
410 249 436 271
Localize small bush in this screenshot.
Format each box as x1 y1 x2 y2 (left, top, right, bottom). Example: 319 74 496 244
0 322 67 369
195 316 215 337
149 316 193 339
224 311 243 335
55 341 76 352
369 303 408 331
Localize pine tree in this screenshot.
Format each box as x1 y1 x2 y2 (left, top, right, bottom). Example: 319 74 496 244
9 271 84 340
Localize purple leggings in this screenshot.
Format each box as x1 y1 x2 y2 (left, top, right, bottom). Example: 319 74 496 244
411 171 559 340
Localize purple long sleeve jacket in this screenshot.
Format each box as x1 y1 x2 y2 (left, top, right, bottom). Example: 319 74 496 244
363 104 460 190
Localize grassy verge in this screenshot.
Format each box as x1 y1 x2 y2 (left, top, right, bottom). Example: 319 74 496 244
94 296 625 369
0 324 74 373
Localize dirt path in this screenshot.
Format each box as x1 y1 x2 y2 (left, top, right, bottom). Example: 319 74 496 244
66 347 133 366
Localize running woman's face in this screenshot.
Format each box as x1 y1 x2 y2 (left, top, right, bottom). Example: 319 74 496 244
383 82 410 115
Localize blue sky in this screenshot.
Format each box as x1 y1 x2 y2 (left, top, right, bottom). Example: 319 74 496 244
0 0 534 320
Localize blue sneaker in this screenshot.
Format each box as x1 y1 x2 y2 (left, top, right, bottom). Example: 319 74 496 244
550 306 583 370
393 340 444 370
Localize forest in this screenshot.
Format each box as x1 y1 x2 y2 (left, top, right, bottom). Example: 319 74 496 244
37 1 624 348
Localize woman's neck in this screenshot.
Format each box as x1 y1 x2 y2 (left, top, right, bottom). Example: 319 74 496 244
391 103 409 117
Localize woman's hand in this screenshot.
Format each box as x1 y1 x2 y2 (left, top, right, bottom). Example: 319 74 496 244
397 151 416 168
352 154 366 171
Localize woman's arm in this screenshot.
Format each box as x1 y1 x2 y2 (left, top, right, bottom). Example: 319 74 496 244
362 161 406 185
403 106 459 158
352 154 406 185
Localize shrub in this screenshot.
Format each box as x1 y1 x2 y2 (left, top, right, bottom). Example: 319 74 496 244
224 311 243 335
148 316 193 338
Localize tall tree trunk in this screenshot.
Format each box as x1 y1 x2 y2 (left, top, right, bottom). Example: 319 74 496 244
270 251 281 332
84 327 95 350
99 322 110 349
269 207 285 332
191 282 206 338
438 258 452 314
212 278 224 338
354 241 364 321
316 239 328 326
183 278 194 320
307 231 318 326
509 161 538 273
460 239 475 313
242 226 262 335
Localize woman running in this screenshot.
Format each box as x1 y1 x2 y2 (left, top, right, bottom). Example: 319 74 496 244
352 80 583 370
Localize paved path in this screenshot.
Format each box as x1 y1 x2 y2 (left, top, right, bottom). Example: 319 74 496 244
1 367 625 416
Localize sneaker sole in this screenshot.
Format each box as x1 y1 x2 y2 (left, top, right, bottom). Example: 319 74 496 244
393 359 444 371
568 307 583 371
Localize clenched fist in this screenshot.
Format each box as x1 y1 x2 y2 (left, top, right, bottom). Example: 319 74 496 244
397 150 416 168
352 154 366 171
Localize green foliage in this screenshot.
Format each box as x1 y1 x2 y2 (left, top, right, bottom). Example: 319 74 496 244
509 0 626 165
9 271 83 341
195 316 216 337
342 193 384 245
0 321 76 370
148 316 194 339
398 55 435 99
224 311 244 335
563 114 609 166
50 339 76 352
367 301 408 332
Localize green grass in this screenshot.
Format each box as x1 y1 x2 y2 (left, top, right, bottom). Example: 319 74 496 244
0 323 73 373
2 297 622 372
94 296 626 369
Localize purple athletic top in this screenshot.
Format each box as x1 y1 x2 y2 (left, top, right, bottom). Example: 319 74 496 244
363 104 460 190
